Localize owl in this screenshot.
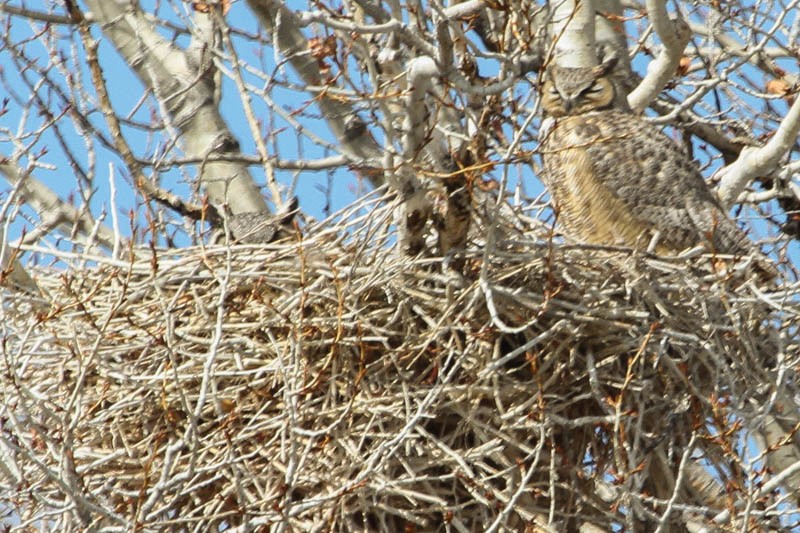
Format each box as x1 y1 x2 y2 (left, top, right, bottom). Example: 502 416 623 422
223 212 285 244
211 197 298 244
538 57 762 263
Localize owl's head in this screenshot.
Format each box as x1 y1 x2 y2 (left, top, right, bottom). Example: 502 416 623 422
540 56 619 117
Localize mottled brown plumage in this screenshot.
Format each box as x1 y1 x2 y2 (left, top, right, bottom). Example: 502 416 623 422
539 58 758 259
211 197 299 244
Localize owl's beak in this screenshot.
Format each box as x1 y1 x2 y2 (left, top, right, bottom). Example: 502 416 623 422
563 98 575 113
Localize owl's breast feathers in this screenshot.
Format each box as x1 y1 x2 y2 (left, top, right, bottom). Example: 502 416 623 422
540 110 758 258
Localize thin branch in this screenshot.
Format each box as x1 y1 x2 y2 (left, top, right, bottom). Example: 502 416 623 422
215 10 284 208
350 0 439 58
0 3 81 25
63 1 221 233
142 154 349 171
0 158 115 249
627 0 690 112
717 95 800 206
710 459 800 529
245 0 385 186
82 0 268 214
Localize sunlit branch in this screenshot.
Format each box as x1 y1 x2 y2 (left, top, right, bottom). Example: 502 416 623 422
551 0 596 67
0 158 115 250
717 95 800 206
81 0 268 214
627 0 690 112
245 0 385 186
142 154 349 171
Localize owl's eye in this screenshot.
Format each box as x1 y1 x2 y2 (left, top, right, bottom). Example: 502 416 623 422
547 86 559 95
586 83 604 93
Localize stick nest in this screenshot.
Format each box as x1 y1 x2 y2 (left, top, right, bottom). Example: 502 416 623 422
1 198 798 532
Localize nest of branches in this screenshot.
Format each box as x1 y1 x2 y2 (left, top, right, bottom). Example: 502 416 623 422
1 197 798 532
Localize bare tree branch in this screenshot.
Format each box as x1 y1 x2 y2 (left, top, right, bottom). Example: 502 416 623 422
627 0 690 112
0 158 115 249
717 96 800 205
393 56 438 255
82 0 268 215
0 3 79 25
245 0 384 185
551 0 597 67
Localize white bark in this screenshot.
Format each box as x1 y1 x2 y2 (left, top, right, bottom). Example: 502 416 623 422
395 57 438 255
442 0 486 20
83 0 267 215
404 57 439 160
0 159 115 250
717 95 800 206
627 0 691 112
245 0 384 183
551 0 597 67
595 0 628 59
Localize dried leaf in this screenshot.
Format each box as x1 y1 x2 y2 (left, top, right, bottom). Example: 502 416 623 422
676 56 692 76
192 0 231 15
766 79 795 104
220 398 236 413
309 35 338 60
766 79 790 96
600 12 627 23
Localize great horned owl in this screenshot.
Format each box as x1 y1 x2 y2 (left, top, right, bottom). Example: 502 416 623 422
539 57 761 261
211 197 299 244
